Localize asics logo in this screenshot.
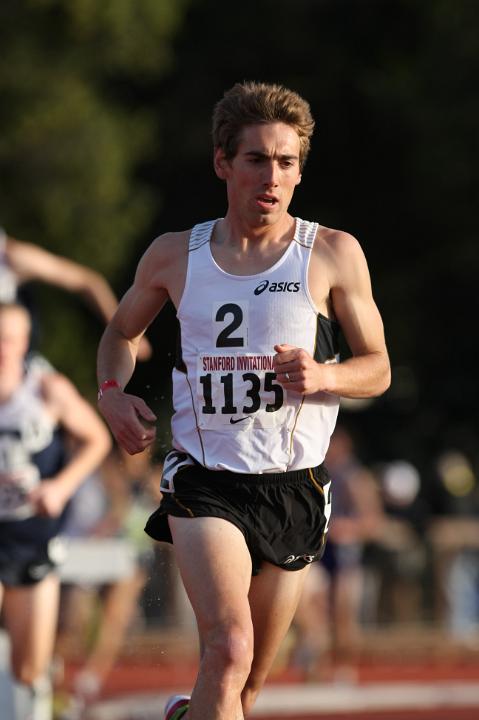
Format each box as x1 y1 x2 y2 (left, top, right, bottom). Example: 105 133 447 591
254 280 301 296
283 553 317 565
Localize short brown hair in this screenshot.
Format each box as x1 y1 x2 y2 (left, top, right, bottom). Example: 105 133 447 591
212 81 315 170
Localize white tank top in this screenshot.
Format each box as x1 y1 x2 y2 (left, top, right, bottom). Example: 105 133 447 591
171 217 340 473
0 364 57 520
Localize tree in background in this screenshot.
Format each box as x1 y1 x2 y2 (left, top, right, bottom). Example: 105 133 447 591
0 0 190 392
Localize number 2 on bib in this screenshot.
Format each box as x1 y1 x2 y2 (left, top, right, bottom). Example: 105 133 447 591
197 302 284 427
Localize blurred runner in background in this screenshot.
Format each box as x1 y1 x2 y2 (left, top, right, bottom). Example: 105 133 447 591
0 302 111 720
291 425 384 682
53 448 161 716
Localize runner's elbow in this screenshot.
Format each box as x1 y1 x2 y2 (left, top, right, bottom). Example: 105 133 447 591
373 359 391 396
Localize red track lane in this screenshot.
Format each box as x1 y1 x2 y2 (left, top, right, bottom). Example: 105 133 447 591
84 660 479 697
258 711 479 720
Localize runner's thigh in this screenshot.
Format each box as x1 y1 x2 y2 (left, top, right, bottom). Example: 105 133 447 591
2 573 60 679
168 516 253 634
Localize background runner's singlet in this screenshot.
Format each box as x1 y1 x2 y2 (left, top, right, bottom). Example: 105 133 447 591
171 218 340 474
0 362 67 577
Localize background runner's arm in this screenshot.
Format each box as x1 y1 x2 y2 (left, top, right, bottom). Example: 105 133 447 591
6 235 152 360
28 373 111 517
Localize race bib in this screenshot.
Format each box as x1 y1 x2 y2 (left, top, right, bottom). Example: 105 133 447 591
0 464 40 520
197 352 286 430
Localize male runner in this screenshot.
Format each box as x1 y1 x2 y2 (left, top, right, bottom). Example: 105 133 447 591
97 81 390 720
0 302 111 720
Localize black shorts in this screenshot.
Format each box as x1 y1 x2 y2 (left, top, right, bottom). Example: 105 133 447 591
0 515 65 586
0 539 62 586
145 459 332 575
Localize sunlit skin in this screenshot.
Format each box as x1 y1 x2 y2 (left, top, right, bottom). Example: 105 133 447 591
214 123 302 245
4 236 152 361
0 307 30 388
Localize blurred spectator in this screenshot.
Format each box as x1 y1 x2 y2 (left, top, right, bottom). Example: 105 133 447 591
52 448 161 715
0 226 151 360
291 425 384 681
428 450 479 642
0 302 111 720
365 460 431 626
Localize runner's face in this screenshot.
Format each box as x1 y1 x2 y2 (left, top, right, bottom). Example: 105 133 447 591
215 122 302 227
0 309 30 371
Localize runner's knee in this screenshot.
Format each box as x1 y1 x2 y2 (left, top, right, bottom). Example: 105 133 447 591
203 623 253 677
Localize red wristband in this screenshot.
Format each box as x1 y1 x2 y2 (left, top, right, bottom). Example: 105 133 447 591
97 379 121 400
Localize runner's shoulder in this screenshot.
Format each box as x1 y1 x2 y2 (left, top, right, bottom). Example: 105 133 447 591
314 225 365 265
138 229 191 278
148 229 191 259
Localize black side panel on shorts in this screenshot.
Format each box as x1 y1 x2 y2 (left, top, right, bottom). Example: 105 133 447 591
314 314 340 363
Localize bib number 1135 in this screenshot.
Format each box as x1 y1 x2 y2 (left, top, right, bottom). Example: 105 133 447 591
199 371 283 415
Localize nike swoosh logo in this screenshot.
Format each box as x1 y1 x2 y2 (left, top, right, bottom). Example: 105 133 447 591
229 416 250 424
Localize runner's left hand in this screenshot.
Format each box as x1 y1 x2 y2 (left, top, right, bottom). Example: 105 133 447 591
273 343 332 395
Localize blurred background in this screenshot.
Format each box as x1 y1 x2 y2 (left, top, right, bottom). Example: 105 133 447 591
0 0 478 716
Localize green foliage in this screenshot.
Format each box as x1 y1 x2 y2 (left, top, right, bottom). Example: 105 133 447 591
0 0 190 272
0 0 191 391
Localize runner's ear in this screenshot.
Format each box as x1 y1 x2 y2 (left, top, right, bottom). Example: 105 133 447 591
214 147 229 180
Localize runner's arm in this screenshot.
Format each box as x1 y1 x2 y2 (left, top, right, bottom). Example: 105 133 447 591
97 238 172 453
324 232 390 398
274 232 390 398
28 373 111 517
6 236 152 360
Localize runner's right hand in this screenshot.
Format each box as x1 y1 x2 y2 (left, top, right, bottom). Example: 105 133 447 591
98 388 157 454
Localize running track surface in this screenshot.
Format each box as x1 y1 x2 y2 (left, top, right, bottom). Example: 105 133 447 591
72 655 479 720
258 713 479 720
87 680 479 720
88 700 479 720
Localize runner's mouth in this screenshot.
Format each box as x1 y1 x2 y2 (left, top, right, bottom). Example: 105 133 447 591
256 195 278 205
